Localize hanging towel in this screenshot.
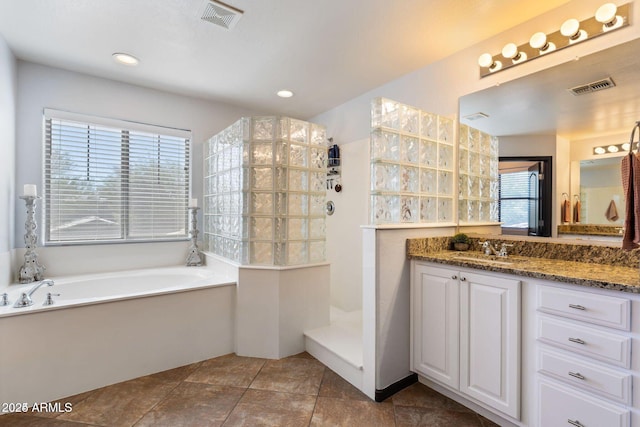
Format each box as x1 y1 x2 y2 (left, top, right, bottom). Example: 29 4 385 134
621 152 640 250
561 199 571 223
605 200 619 222
573 199 581 223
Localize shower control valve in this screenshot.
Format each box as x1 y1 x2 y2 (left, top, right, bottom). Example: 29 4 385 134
0 293 9 306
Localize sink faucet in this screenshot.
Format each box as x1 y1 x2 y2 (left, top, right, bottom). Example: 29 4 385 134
14 279 54 308
480 241 498 256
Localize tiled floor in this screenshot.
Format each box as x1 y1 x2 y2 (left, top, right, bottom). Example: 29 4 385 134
0 353 499 427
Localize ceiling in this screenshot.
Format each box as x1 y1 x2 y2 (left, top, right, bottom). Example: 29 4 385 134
460 37 640 140
0 0 570 119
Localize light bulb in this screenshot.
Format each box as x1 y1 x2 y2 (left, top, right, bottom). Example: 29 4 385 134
529 32 555 53
622 142 631 151
561 19 579 38
607 145 619 153
501 43 526 63
478 53 494 68
561 18 587 43
596 3 622 31
594 147 606 154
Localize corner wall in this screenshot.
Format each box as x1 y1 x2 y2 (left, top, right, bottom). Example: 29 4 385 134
0 34 16 286
13 61 259 278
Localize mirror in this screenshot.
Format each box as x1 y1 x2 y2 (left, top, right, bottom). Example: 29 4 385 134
459 37 640 242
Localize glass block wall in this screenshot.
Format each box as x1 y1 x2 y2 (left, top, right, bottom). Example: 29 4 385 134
203 117 327 266
370 98 455 224
458 124 499 223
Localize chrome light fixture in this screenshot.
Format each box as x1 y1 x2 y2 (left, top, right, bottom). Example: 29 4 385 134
478 2 630 78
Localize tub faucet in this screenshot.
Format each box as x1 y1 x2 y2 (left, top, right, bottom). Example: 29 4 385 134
14 279 54 308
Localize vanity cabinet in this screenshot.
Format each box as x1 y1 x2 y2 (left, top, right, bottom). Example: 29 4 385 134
410 262 521 419
535 284 632 427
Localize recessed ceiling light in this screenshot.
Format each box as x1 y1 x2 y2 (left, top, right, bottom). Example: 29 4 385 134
277 90 294 98
112 53 140 66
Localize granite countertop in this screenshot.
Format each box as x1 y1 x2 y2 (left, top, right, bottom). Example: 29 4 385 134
407 236 640 293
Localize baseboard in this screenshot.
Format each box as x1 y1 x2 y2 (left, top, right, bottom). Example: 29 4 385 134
374 373 418 402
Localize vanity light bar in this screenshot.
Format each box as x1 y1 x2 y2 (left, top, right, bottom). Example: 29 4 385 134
593 142 638 155
478 3 630 78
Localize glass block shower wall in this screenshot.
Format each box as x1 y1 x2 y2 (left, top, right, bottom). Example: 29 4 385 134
203 117 327 266
458 124 499 223
370 97 455 224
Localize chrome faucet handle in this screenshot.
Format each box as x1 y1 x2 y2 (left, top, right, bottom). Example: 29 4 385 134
14 292 33 308
43 292 61 306
0 293 10 306
498 243 514 257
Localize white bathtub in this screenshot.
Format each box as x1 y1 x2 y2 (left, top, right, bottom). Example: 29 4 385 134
0 265 237 405
0 266 234 317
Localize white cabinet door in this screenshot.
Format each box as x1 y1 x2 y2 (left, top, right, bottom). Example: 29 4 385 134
411 263 459 389
459 271 521 419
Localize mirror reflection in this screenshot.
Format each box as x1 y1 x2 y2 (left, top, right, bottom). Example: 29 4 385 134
459 38 640 242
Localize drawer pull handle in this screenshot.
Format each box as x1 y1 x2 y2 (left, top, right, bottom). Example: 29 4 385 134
568 304 586 310
568 337 586 345
460 277 467 281
568 371 585 380
451 275 458 280
568 420 585 427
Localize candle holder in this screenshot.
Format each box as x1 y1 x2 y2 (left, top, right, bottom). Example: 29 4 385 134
19 195 46 283
186 207 203 267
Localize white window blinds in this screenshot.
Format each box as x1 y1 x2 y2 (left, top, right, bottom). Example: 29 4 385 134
44 110 191 244
499 171 529 228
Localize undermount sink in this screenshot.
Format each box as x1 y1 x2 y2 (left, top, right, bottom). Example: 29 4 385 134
451 252 528 266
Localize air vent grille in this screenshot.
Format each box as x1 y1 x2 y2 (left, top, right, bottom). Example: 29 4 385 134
201 0 243 30
569 77 616 96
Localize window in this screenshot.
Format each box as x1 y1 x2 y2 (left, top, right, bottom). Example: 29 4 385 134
499 171 529 228
498 157 552 237
44 109 191 244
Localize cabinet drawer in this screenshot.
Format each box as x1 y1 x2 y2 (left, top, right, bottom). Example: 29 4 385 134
537 316 630 368
538 349 632 405
537 285 630 330
539 379 629 427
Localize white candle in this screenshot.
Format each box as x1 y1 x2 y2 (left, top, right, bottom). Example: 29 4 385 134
190 198 198 208
23 184 37 197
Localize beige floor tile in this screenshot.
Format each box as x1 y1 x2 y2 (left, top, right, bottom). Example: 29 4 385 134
310 396 395 427
134 382 244 427
394 406 484 427
57 376 178 426
318 369 369 401
146 361 203 383
186 353 266 388
223 389 316 427
392 383 473 413
249 356 326 396
0 413 97 426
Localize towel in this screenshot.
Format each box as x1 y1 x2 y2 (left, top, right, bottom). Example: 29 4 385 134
621 152 640 250
561 199 571 223
573 200 581 223
605 200 619 222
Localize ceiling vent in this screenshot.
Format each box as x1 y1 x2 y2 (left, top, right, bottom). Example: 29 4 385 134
200 0 244 30
463 112 489 121
568 77 616 96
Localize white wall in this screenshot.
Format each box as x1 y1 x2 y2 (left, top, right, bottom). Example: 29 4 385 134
13 61 259 279
0 34 16 286
325 138 369 311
